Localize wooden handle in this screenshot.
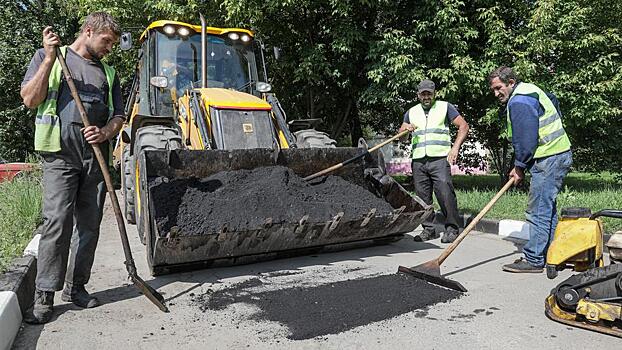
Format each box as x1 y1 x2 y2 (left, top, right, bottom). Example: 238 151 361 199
437 177 515 264
303 129 410 181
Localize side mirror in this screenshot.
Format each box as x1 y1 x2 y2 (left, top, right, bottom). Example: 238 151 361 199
120 32 133 51
273 46 282 61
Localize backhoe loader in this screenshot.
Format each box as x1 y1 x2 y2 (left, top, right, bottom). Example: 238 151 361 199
114 17 432 275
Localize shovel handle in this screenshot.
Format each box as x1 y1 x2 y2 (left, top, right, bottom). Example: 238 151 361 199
303 129 410 181
437 177 515 264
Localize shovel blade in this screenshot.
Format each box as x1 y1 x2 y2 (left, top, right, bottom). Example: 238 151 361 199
130 274 170 312
398 259 467 292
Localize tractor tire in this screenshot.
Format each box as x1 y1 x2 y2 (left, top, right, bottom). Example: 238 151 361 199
133 125 183 244
121 144 136 224
293 129 337 148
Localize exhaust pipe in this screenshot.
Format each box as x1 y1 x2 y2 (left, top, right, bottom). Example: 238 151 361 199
200 14 207 88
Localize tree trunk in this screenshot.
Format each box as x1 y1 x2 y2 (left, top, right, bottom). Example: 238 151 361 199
349 104 363 146
331 98 353 139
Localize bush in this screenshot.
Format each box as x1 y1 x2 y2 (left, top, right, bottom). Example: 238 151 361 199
0 168 42 272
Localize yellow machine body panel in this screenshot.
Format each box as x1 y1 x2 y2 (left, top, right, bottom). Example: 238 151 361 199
177 94 207 149
174 88 292 150
140 20 253 42
577 299 622 323
546 217 603 269
198 88 271 110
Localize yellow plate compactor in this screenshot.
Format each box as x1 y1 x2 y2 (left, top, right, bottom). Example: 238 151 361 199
545 208 622 337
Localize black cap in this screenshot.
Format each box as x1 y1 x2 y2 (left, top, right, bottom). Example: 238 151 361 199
418 79 435 93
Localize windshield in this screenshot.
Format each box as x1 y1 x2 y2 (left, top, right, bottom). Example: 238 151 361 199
155 31 259 95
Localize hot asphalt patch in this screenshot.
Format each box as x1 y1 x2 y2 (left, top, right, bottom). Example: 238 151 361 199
193 273 462 340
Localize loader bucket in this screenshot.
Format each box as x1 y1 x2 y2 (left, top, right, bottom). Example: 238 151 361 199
135 148 433 275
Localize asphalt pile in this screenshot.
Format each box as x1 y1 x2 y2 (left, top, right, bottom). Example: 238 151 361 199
193 273 462 340
149 165 394 236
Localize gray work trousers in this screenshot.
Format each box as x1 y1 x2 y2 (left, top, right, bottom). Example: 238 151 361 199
36 124 108 291
411 157 460 235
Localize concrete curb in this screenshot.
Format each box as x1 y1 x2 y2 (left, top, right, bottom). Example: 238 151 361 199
0 291 22 350
432 211 502 236
0 236 38 350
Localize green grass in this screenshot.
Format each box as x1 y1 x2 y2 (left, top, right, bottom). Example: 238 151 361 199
401 172 622 233
0 172 42 273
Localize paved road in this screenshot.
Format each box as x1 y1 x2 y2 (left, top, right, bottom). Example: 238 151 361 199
12 195 620 349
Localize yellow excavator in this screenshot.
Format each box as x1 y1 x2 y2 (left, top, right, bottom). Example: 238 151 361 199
113 17 432 275
544 208 622 337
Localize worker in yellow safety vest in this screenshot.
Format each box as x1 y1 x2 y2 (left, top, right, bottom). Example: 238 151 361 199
489 66 572 273
20 12 124 323
399 79 470 243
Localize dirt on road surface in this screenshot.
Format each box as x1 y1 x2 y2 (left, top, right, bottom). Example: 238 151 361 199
11 193 621 349
150 166 394 236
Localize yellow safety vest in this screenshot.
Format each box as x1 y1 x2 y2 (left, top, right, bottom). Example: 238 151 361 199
506 83 571 159
34 46 116 152
407 100 451 159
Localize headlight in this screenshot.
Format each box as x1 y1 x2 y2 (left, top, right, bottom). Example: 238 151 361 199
150 76 168 88
256 82 272 93
178 26 191 37
240 34 251 42
228 32 239 40
163 25 175 35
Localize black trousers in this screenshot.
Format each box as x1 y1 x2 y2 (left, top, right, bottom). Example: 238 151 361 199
411 157 460 234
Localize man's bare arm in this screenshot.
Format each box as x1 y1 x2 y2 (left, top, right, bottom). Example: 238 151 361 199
447 115 470 165
20 27 60 108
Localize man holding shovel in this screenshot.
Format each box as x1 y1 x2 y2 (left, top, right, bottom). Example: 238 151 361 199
489 66 572 273
399 79 470 243
20 12 124 323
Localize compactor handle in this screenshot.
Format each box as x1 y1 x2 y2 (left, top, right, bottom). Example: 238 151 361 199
590 209 622 220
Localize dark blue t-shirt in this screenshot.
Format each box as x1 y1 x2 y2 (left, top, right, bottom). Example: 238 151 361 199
403 102 460 125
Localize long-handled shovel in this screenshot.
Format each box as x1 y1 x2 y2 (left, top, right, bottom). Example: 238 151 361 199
303 129 410 181
399 177 515 292
55 47 168 312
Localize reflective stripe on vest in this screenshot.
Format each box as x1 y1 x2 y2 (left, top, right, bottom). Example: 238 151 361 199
506 83 571 159
408 100 451 159
34 46 116 152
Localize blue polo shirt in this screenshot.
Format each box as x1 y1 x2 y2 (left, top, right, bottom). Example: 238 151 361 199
508 92 561 169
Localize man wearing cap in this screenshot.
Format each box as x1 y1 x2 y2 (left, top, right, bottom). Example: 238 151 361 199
399 79 470 243
489 66 572 273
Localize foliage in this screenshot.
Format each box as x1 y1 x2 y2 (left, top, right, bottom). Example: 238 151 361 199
0 0 81 161
1 0 621 176
0 166 42 273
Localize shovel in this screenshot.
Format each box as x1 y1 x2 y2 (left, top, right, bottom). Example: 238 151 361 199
399 177 515 292
303 129 410 181
55 47 169 312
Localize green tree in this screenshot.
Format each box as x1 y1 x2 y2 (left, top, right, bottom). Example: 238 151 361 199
517 0 622 172
0 0 81 161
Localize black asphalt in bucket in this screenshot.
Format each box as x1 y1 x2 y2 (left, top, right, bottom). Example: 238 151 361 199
150 166 394 236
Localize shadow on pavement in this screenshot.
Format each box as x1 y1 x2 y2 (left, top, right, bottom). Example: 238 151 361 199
90 236 442 308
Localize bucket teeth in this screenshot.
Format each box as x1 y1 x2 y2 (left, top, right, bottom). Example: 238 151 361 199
294 215 309 235
360 208 377 227
329 212 345 231
387 206 406 227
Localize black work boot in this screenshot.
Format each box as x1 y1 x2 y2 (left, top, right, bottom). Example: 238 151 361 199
24 289 55 324
441 230 459 243
414 229 439 242
61 283 100 308
502 258 543 273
